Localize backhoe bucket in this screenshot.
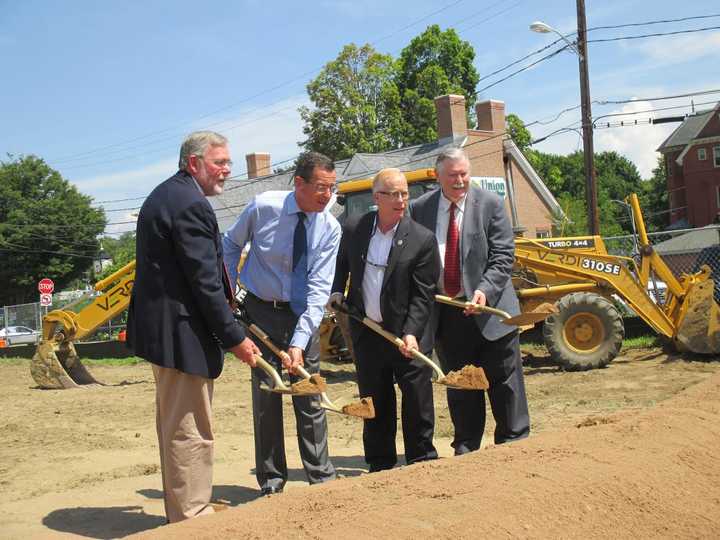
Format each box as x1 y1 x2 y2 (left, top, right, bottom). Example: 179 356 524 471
31 340 103 389
675 276 720 355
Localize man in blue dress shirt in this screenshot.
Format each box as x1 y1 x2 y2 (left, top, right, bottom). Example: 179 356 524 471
223 151 340 495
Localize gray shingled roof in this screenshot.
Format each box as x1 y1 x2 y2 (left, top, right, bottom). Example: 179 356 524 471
212 139 465 231
656 107 716 152
653 225 720 255
211 171 294 232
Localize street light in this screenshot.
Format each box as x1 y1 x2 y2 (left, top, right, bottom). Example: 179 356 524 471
530 0 600 236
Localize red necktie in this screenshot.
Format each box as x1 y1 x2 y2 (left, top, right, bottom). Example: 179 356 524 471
444 203 461 298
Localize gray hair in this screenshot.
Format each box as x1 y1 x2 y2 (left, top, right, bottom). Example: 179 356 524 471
372 168 405 193
435 147 470 175
178 131 228 169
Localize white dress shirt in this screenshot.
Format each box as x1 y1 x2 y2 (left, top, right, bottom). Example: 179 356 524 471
435 192 467 297
361 218 399 322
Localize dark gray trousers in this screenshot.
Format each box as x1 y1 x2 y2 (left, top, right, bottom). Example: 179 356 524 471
436 304 530 453
245 295 336 490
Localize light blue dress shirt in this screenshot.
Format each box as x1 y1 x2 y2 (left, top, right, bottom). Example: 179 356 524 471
222 191 341 349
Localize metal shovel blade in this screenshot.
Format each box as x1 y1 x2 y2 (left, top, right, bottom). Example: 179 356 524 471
255 356 325 396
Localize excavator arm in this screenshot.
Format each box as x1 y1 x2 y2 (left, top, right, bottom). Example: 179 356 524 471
30 261 135 389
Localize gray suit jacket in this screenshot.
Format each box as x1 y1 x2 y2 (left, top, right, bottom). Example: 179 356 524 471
409 185 520 341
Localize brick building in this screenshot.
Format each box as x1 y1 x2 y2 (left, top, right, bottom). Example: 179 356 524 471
212 94 561 238
657 102 720 228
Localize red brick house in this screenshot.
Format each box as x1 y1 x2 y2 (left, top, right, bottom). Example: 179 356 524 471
657 102 720 228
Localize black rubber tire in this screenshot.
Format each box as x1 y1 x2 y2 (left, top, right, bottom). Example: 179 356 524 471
542 292 624 371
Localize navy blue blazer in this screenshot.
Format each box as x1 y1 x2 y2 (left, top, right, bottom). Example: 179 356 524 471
127 171 245 378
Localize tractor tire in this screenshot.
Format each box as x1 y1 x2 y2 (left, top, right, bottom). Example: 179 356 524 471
542 292 624 371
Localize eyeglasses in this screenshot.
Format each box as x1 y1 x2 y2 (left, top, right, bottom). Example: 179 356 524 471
196 156 233 168
377 190 410 200
309 182 338 194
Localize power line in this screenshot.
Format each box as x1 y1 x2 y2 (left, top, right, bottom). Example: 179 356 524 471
588 13 720 32
588 25 720 43
475 46 567 95
596 88 720 105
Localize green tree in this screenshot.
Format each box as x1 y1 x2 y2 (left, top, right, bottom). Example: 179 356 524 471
639 155 669 232
299 43 402 160
396 25 480 145
98 232 136 280
506 114 532 152
0 155 106 304
528 150 644 236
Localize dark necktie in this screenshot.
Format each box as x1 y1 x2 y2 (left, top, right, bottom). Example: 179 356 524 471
290 212 308 316
444 203 461 298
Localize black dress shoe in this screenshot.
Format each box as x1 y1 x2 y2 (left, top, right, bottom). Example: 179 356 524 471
260 486 283 496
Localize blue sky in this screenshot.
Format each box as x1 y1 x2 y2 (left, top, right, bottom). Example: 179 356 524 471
2 0 719 235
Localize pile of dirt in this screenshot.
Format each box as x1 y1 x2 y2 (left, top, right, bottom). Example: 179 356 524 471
138 370 720 539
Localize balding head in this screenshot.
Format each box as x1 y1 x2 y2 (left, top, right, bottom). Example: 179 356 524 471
372 168 409 232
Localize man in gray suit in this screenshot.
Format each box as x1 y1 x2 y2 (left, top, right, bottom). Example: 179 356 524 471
409 147 530 454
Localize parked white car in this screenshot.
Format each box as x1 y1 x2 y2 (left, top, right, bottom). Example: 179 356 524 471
0 326 41 346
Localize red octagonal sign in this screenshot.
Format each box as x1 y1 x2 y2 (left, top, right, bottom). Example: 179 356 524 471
38 278 55 294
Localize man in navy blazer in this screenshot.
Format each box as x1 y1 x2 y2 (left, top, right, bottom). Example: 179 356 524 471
409 147 530 455
128 131 260 522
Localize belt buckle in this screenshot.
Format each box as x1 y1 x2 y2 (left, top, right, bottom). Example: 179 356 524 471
272 300 283 309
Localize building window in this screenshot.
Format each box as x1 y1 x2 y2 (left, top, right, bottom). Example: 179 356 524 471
667 157 673 178
536 228 551 238
714 146 720 167
698 147 707 161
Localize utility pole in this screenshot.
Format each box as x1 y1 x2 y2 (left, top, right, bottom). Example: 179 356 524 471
576 0 599 235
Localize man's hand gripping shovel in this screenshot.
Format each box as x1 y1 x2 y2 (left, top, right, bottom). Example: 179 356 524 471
329 300 489 391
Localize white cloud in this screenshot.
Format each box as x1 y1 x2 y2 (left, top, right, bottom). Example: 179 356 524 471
633 31 720 65
594 100 676 177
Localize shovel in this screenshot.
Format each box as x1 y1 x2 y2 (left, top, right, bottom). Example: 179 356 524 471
253 354 325 396
244 320 375 418
435 295 556 326
330 302 488 391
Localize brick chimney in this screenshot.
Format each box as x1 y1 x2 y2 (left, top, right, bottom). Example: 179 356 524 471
245 152 272 179
434 94 467 142
475 100 505 132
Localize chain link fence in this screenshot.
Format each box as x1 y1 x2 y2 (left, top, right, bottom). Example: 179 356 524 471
604 225 720 302
1 292 127 343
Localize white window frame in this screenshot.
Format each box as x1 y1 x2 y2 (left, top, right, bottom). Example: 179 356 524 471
714 145 720 168
536 228 551 239
698 147 707 161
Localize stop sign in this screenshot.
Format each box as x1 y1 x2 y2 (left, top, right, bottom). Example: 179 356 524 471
38 278 55 294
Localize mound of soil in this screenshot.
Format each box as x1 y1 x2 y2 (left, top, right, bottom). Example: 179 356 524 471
138 369 720 539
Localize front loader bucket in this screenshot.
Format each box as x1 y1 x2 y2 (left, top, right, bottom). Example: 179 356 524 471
30 340 104 389
675 277 720 355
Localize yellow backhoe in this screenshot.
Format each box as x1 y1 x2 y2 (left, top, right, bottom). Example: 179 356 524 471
513 194 720 370
31 260 135 389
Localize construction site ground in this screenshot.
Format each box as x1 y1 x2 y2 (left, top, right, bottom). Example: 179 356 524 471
2 346 719 539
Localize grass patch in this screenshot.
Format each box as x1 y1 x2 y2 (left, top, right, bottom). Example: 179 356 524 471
621 335 662 349
83 357 145 366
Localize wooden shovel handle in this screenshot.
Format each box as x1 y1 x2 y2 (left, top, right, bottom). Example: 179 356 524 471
357 315 446 381
435 294 511 320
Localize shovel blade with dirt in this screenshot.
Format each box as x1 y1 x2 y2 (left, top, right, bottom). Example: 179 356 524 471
238 314 374 418
330 301 488 391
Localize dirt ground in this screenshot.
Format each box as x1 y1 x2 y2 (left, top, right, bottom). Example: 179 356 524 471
1 347 719 539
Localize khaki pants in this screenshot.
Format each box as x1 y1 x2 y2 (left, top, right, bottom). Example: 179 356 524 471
152 364 215 523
